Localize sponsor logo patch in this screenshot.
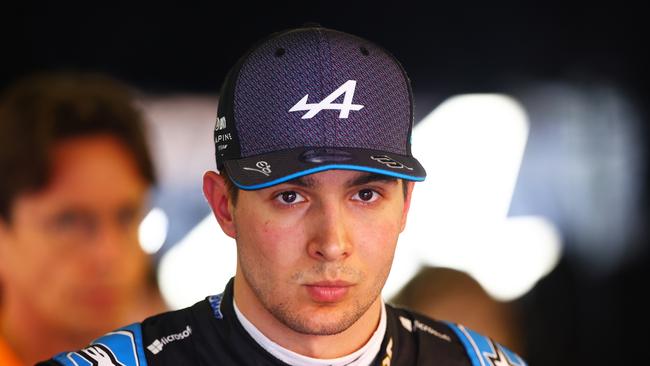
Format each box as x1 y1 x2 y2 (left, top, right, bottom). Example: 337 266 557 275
243 161 272 176
371 155 414 170
399 316 451 342
147 325 192 355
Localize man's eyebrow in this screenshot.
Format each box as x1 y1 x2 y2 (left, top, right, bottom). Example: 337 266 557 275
347 173 398 187
283 175 317 188
281 173 396 188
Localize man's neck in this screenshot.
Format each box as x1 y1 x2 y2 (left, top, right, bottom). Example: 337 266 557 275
0 295 92 365
233 276 383 359
234 298 386 366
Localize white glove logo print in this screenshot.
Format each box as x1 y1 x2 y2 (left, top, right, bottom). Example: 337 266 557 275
78 344 125 366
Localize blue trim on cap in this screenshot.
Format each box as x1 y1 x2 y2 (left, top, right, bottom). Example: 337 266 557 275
233 164 425 190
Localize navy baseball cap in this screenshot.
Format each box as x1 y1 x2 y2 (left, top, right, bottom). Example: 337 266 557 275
214 25 426 190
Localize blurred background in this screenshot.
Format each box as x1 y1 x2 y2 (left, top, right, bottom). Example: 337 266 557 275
2 2 647 364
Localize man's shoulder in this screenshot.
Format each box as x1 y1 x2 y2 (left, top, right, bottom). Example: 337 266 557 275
386 304 527 366
36 299 211 366
387 305 455 341
38 322 149 366
444 322 527 366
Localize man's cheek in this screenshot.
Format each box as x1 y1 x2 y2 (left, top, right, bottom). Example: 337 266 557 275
261 220 302 247
361 222 399 247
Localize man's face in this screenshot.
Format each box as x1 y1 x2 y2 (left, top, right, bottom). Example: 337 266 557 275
0 135 149 336
227 170 412 336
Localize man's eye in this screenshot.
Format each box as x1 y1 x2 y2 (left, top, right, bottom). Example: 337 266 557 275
53 211 84 230
48 210 95 236
116 206 139 228
275 191 305 205
352 189 379 203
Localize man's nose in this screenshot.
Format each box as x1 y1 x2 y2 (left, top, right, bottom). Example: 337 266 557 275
87 221 130 267
307 202 352 261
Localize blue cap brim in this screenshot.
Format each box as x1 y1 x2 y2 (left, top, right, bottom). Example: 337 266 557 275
222 147 426 190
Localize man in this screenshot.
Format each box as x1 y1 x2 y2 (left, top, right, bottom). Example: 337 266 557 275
39 26 527 365
0 73 160 365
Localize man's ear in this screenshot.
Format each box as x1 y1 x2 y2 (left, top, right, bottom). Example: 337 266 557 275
400 181 415 233
203 171 237 239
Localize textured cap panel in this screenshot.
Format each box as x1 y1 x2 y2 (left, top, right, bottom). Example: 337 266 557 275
233 28 411 157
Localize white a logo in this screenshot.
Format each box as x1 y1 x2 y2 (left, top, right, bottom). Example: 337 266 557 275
289 80 364 119
215 116 227 131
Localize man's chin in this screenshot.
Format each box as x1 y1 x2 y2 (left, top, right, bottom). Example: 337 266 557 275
271 305 362 336
284 318 355 336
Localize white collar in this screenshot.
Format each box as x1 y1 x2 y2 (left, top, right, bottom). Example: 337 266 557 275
233 299 387 366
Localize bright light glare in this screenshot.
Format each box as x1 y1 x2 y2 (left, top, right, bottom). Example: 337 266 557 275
138 207 169 254
413 94 529 221
386 94 562 301
465 216 562 301
158 214 236 309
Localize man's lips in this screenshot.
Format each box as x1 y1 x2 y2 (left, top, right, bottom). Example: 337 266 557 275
304 281 353 303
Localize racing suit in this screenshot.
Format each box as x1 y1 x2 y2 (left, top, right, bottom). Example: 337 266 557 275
37 279 526 366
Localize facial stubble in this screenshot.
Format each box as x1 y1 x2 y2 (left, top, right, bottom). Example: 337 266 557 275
239 258 391 336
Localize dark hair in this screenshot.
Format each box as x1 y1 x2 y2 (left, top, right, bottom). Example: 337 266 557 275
0 73 156 221
219 166 240 205
219 168 409 206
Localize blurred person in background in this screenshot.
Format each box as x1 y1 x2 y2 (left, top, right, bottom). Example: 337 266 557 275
0 73 165 365
392 267 525 356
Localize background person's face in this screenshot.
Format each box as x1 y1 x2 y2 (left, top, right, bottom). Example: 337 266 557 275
0 135 149 336
232 170 412 336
